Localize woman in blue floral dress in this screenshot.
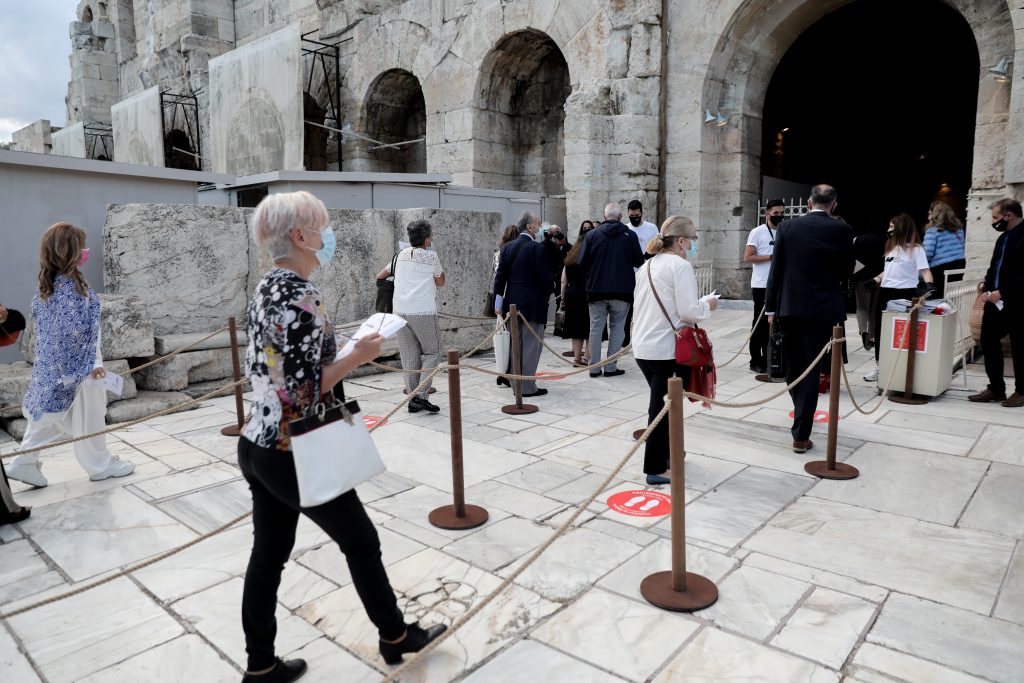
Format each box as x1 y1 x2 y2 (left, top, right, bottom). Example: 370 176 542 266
7 223 134 488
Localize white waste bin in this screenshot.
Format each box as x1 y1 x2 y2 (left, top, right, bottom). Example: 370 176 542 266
878 309 957 397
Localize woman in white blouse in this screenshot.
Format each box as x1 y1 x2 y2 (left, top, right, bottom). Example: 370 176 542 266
632 216 717 485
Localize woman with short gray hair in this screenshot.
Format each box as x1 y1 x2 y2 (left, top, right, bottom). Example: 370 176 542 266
241 191 445 682
377 219 446 413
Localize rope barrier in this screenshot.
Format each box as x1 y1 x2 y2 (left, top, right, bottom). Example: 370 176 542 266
715 304 766 369
838 303 920 415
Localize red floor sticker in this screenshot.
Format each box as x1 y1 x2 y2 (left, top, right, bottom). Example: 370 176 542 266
363 415 388 429
606 490 672 517
788 410 834 424
536 371 566 380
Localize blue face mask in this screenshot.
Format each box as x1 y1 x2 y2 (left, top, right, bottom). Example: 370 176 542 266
306 226 336 266
686 238 698 259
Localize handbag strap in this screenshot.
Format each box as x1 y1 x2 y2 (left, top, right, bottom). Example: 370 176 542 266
646 259 681 334
390 252 398 278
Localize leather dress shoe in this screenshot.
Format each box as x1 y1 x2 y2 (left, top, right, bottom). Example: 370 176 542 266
241 658 307 683
379 623 448 666
968 388 1006 403
792 439 813 454
1002 392 1024 408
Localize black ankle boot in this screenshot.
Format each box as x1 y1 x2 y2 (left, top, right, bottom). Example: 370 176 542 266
240 658 307 683
496 376 511 387
379 623 448 665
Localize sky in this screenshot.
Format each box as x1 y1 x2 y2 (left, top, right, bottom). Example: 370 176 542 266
0 1 80 143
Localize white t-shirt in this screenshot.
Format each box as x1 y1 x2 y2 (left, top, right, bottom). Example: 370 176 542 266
386 247 444 315
880 244 929 289
746 223 776 289
630 221 660 250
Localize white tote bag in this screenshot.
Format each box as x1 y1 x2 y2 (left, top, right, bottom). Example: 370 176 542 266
493 318 511 373
289 399 386 508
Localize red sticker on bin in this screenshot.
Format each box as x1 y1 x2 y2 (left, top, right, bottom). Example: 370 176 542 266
363 415 388 429
606 490 672 517
788 410 833 424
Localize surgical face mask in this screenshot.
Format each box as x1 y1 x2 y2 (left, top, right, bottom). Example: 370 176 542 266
683 237 698 258
304 226 336 266
79 247 90 266
767 214 784 227
992 217 1009 232
628 215 642 227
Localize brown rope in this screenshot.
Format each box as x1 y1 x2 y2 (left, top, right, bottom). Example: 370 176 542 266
715 304 766 369
119 326 231 377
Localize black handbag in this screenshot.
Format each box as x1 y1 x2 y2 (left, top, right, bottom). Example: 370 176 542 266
374 254 398 314
483 291 497 318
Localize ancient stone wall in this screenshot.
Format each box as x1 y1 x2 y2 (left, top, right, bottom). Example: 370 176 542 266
111 87 164 166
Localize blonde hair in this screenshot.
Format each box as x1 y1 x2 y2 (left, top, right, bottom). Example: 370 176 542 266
647 215 696 254
928 201 963 233
38 222 89 299
251 191 330 260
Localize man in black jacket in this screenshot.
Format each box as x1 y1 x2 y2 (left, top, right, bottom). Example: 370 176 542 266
579 202 645 377
493 212 554 397
766 184 854 452
969 198 1024 407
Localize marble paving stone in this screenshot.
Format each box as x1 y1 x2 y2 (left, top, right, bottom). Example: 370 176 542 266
277 563 339 611
583 516 660 547
20 487 196 581
493 424 578 452
281 637 379 683
132 461 240 500
77 634 239 682
807 444 989 526
8 453 168 509
742 553 888 603
461 423 510 442
368 485 511 541
502 527 643 601
8 577 183 683
443 517 552 571
771 587 877 669
298 548 558 680
495 459 586 494
173 577 322 669
540 504 598 529
878 410 988 438
958 462 1024 538
547 412 627 435
524 431 589 456
868 593 1024 683
153 411 239 436
683 466 812 548
488 417 544 432
546 471 626 507
156 479 252 533
461 639 624 682
533 588 700 681
380 516 453 549
744 498 1016 612
0 618 42 683
678 453 747 492
134 437 218 470
296 526 424 586
994 544 1024 625
176 426 242 459
143 405 225 426
113 427 171 445
851 643 989 683
354 470 420 503
968 425 1024 466
0 524 21 542
463 479 564 518
702 565 810 641
542 433 638 470
652 627 838 682
0 539 67 606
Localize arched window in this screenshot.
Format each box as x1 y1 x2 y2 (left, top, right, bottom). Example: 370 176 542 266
362 69 427 173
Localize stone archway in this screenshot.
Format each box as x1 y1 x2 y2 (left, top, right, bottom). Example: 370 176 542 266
303 93 329 171
361 69 427 173
473 29 571 195
686 0 1016 294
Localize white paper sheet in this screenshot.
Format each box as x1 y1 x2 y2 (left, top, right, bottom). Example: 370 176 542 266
91 373 124 396
336 313 407 360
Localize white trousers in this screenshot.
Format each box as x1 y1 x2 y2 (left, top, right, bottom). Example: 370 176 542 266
13 380 114 477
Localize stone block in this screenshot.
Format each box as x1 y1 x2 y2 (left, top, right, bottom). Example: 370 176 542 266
180 379 251 400
154 331 249 355
627 23 661 78
104 359 139 403
135 348 244 392
0 363 33 419
3 417 28 440
105 391 196 424
104 203 250 335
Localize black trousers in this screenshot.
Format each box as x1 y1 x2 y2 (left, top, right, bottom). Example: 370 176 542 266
780 317 832 441
930 259 966 299
750 288 769 369
873 287 917 362
981 301 1024 396
636 358 691 474
238 438 405 671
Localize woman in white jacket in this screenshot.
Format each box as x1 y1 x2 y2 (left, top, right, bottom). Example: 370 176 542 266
632 216 717 485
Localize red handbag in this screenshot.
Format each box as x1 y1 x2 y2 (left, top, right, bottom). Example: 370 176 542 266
647 264 714 367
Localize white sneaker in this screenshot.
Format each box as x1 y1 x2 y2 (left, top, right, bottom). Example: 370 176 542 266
863 366 879 382
6 461 48 488
89 456 135 481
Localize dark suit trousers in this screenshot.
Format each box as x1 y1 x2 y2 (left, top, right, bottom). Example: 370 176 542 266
749 288 768 368
780 317 832 441
981 301 1024 395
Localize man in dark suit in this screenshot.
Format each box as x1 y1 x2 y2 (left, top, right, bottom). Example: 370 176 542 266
765 184 854 452
493 212 554 397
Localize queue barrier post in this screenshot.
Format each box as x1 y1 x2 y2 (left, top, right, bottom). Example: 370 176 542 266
501 305 538 415
220 316 246 437
804 325 859 480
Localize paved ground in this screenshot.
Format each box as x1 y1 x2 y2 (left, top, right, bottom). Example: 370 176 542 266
1 308 1021 683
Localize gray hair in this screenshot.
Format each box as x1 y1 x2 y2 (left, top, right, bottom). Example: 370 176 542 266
990 197 1023 217
517 211 536 234
604 202 623 220
809 184 837 208
251 191 330 260
406 219 432 247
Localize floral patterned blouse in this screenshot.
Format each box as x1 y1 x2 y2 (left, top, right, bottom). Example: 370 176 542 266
242 268 336 451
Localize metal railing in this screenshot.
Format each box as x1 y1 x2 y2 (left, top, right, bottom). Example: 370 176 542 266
941 267 985 386
693 260 714 298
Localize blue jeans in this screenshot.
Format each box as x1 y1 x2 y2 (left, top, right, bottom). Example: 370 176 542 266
588 299 630 373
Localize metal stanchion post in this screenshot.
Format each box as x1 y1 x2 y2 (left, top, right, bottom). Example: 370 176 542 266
502 305 538 415
889 299 929 405
220 317 246 437
429 350 489 530
805 325 859 480
640 377 719 611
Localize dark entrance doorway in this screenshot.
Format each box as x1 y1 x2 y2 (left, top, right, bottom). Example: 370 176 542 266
761 0 979 231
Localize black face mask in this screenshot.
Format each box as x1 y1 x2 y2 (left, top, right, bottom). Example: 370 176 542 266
628 215 642 227
767 214 784 227
993 218 1009 232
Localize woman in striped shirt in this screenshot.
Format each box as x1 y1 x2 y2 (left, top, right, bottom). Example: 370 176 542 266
922 201 966 298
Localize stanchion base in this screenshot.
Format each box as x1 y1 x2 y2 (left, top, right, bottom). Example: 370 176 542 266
633 428 647 441
640 571 718 612
804 460 859 479
428 504 489 530
220 424 242 437
502 403 539 415
888 393 929 405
